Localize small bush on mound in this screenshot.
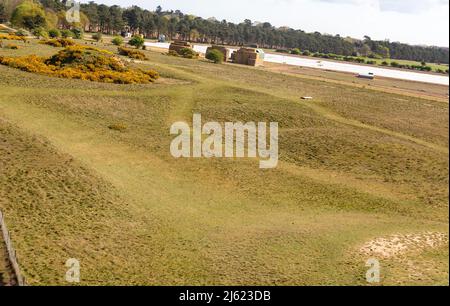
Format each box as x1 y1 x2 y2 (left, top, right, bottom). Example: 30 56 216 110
128 35 145 49
40 38 76 47
0 45 160 84
206 49 224 64
118 47 147 60
0 33 27 42
179 48 199 59
48 29 61 38
112 36 124 46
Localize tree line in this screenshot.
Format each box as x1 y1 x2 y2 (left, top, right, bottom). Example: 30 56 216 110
2 0 449 64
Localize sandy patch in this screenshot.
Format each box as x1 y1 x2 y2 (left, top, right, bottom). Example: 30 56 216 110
360 232 448 259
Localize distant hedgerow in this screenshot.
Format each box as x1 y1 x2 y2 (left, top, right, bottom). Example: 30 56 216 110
0 45 159 84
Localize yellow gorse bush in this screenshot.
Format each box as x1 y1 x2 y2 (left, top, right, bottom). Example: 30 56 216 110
40 38 76 48
118 47 147 60
4 44 21 49
0 34 27 42
0 45 160 84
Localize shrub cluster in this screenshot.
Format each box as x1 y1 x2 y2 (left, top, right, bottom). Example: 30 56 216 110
205 49 224 64
0 45 160 84
112 36 124 46
180 48 199 59
40 38 76 47
168 48 199 59
48 29 61 38
118 47 147 60
128 35 145 49
0 33 27 42
390 61 433 72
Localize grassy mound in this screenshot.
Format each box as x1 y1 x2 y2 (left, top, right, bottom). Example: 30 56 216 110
0 45 159 84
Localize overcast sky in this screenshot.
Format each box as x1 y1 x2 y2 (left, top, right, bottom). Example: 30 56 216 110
81 0 450 46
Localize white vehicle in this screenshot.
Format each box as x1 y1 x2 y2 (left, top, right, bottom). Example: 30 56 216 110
358 72 375 80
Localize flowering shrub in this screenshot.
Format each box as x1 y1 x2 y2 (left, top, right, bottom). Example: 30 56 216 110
0 34 27 42
40 38 76 48
118 47 147 60
0 45 159 84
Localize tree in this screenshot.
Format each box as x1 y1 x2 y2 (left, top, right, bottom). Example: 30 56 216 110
11 0 48 30
128 35 145 49
0 3 6 23
206 49 224 63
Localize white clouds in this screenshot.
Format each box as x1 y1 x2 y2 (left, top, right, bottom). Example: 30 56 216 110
317 0 448 13
82 0 450 46
378 0 448 13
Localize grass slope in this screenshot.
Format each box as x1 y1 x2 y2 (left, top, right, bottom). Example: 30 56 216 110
0 40 448 285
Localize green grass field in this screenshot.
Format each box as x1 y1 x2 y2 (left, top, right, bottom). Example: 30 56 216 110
0 38 448 286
